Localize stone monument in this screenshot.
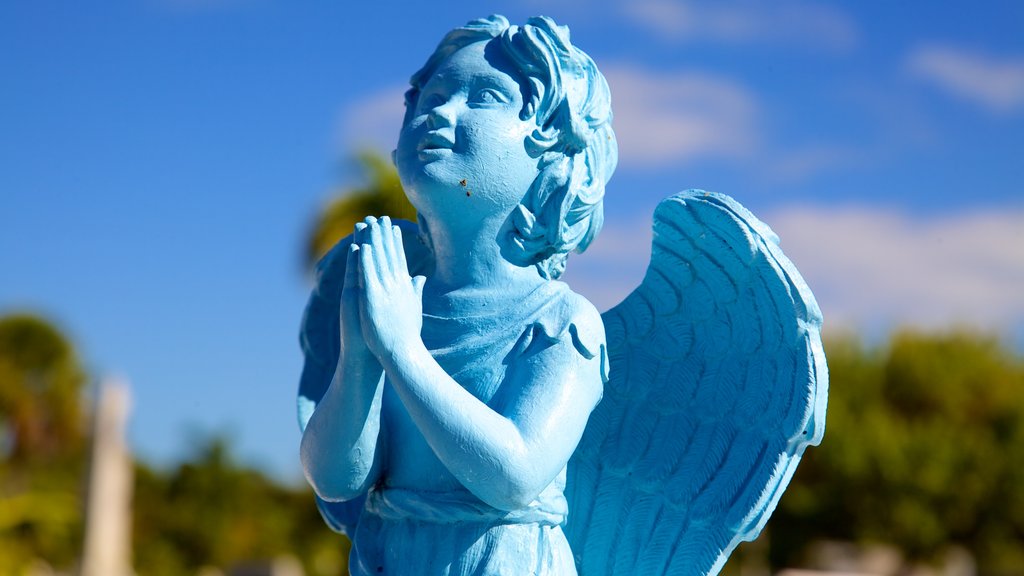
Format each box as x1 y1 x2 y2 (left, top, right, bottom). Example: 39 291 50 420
297 14 827 576
80 379 133 576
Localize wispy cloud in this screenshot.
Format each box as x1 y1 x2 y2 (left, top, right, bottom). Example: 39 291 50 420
338 86 407 153
620 0 858 52
566 204 1024 336
768 207 1024 333
908 45 1024 113
603 65 758 167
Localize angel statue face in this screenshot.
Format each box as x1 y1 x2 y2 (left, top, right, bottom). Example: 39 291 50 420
394 40 538 223
395 14 617 280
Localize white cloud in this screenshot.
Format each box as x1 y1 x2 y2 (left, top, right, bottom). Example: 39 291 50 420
339 86 407 153
565 204 1024 336
621 0 858 52
908 45 1024 113
767 206 1024 333
603 65 758 167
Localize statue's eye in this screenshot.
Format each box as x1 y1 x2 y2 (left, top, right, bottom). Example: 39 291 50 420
470 88 509 106
421 93 445 112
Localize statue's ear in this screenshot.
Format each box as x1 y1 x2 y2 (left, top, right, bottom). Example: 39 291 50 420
525 127 558 158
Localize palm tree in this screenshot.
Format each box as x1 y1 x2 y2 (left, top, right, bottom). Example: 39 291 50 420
305 151 416 271
0 313 88 572
0 313 86 464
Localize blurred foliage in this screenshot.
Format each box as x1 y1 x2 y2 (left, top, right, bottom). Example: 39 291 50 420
0 314 344 576
5 310 1024 575
133 436 346 576
771 330 1024 574
0 314 88 573
306 151 416 271
0 314 86 464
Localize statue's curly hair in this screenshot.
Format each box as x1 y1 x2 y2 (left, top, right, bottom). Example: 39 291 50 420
403 15 617 280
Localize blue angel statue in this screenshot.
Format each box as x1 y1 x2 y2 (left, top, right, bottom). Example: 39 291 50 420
297 14 827 576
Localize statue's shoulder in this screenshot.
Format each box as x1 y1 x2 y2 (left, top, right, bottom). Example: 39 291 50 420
516 282 608 379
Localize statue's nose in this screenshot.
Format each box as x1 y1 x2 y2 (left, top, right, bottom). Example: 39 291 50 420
427 101 456 130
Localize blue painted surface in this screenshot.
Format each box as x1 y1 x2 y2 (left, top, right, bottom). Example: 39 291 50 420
298 15 826 576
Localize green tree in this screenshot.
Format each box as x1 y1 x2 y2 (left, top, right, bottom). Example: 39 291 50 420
0 314 86 464
306 151 416 271
0 313 88 573
771 331 1024 574
132 434 346 576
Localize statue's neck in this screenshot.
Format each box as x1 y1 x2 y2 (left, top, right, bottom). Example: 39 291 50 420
420 213 541 295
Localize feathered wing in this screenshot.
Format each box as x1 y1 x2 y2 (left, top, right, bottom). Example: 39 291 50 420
296 218 431 536
565 190 828 576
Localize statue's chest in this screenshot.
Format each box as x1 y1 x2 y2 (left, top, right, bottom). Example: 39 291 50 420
417 316 524 402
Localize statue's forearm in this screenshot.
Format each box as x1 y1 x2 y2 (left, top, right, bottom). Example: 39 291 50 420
379 339 568 511
300 355 385 501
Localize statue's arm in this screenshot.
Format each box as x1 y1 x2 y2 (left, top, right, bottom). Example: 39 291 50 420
300 362 385 502
300 235 387 502
355 216 603 510
381 325 603 511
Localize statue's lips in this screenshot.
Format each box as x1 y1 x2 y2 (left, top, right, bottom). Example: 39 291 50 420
418 132 455 154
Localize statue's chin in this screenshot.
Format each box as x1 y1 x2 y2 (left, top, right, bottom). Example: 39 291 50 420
403 182 479 231
398 149 459 192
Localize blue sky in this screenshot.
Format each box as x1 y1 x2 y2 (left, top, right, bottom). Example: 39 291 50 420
2 0 1022 482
